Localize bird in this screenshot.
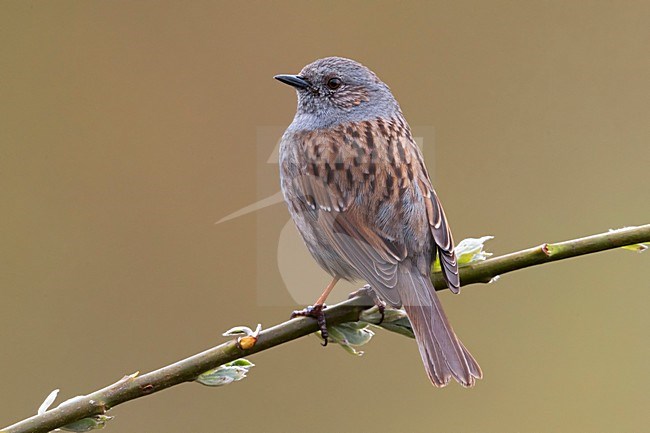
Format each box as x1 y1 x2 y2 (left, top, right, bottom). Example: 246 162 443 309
274 57 482 387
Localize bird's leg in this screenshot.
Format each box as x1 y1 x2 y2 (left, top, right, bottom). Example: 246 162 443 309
348 284 386 324
291 277 340 346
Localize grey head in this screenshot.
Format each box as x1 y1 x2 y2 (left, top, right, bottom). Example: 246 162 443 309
275 57 401 131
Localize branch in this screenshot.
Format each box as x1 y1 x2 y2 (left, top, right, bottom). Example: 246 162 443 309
431 224 650 288
3 224 649 433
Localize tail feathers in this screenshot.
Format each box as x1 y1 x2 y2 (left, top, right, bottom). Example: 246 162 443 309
458 339 482 380
397 269 482 387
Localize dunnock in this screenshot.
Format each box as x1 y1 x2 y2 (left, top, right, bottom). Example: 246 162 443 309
275 57 481 387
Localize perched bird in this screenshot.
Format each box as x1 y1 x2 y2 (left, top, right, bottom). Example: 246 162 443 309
275 57 482 387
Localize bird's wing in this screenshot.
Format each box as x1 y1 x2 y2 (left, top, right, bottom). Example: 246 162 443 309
286 125 407 306
413 157 460 293
374 116 460 293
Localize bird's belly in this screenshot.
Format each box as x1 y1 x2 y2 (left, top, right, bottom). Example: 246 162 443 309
286 204 362 282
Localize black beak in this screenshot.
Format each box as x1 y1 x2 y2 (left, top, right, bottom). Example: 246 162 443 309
274 74 311 90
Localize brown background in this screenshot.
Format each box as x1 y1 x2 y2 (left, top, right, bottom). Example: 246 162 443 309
2 1 649 432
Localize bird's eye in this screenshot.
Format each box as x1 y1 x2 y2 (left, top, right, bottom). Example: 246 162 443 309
326 77 342 90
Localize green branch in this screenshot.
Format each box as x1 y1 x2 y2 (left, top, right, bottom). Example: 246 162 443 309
432 224 650 287
2 224 649 433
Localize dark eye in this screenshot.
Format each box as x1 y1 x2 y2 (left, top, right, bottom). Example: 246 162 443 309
326 77 342 90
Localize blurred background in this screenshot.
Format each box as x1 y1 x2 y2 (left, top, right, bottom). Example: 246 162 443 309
1 1 649 432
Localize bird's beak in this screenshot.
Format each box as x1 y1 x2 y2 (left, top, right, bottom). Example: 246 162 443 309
274 74 311 90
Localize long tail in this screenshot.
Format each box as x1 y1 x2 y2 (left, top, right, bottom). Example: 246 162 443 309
396 268 482 387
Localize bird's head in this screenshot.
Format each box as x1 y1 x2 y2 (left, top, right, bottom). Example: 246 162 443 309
275 57 399 129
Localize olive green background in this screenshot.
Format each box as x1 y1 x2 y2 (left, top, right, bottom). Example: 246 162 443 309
2 1 649 432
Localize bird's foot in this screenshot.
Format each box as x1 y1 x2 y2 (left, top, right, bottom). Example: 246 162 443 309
291 304 329 346
348 284 386 324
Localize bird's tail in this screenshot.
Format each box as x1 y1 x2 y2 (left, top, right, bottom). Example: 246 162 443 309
396 268 482 387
